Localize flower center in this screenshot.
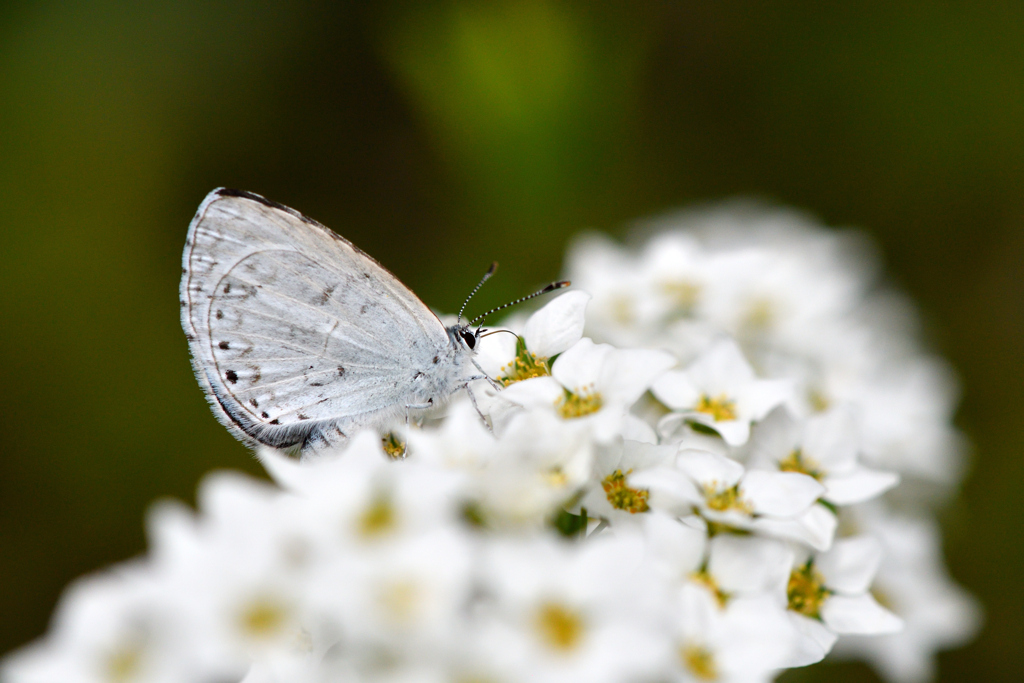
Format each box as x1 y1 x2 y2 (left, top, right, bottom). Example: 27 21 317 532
695 394 737 422
379 579 421 623
807 389 831 412
358 492 397 538
702 483 753 514
609 294 635 325
557 386 604 419
602 469 650 513
239 596 289 638
778 448 824 481
381 432 406 459
787 560 831 619
500 348 551 386
680 644 718 681
744 298 775 331
535 602 585 652
661 280 701 316
106 642 144 683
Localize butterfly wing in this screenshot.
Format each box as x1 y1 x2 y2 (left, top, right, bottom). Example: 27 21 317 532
181 188 450 451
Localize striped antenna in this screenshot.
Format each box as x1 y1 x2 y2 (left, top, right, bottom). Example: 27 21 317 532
458 262 498 324
469 280 571 327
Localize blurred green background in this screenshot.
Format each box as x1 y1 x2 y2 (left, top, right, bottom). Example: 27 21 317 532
1 1 1021 680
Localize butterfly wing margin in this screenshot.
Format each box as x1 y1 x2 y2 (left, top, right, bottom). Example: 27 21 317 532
180 188 450 450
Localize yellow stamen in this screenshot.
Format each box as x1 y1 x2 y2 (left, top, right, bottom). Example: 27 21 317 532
744 298 774 331
379 579 421 623
381 432 406 459
787 561 831 619
695 394 737 422
690 569 729 607
239 597 288 638
660 280 701 316
106 643 143 683
601 469 650 514
681 644 718 681
778 448 825 481
535 602 585 651
500 348 551 386
807 389 831 413
358 492 396 538
557 386 604 419
703 483 753 515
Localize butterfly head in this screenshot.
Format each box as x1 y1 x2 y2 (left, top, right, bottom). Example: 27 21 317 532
449 324 484 351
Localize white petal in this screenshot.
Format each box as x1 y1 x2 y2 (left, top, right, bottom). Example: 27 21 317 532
747 406 800 467
497 375 564 407
551 337 610 390
708 535 794 595
651 370 700 410
752 504 837 551
621 414 657 444
737 378 794 421
629 467 703 508
642 511 707 575
784 613 838 666
601 348 676 406
821 594 903 634
687 338 755 391
474 328 518 377
523 290 591 358
706 417 752 446
823 467 899 505
741 471 824 517
817 536 883 594
802 406 860 472
676 449 745 488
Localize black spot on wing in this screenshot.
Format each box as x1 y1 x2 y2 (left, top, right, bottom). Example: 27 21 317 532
225 370 238 384
250 398 259 408
219 341 230 350
261 411 270 419
337 366 346 377
433 356 439 364
315 285 335 305
215 310 223 320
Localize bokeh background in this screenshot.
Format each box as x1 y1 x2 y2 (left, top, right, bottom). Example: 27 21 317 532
1 1 1022 680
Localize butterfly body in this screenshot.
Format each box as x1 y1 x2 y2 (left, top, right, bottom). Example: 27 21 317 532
181 188 481 455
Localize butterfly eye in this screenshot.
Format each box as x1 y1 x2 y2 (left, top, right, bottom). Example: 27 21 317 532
460 329 476 349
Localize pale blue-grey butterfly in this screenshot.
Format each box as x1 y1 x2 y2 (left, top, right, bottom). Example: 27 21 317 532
181 188 566 456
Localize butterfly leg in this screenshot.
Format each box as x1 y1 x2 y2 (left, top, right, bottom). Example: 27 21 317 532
470 358 503 391
464 383 494 434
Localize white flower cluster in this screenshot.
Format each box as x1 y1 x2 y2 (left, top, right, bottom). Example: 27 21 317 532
5 205 979 683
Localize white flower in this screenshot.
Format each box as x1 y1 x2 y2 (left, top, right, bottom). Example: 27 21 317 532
476 290 591 382
477 534 672 683
1 566 191 683
747 406 899 506
831 506 981 683
672 582 797 683
461 408 594 528
653 338 792 446
577 439 676 524
632 447 836 550
501 337 675 442
784 535 903 667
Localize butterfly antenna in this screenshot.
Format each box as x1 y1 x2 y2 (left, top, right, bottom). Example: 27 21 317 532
458 262 498 324
469 280 571 327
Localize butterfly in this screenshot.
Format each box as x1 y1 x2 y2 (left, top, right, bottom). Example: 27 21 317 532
180 188 566 456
